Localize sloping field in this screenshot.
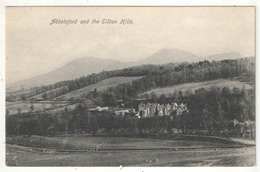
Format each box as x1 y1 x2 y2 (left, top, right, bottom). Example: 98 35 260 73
62 76 142 99
31 87 68 99
142 79 253 96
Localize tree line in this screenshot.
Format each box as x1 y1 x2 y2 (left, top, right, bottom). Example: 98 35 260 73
6 57 254 101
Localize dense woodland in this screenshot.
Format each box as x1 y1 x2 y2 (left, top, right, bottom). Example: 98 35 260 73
6 86 255 138
6 57 254 101
6 57 255 138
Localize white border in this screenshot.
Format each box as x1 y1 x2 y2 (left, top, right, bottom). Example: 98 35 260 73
0 0 258 6
0 1 258 172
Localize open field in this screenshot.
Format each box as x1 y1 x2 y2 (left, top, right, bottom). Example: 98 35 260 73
6 136 256 166
62 76 142 99
6 135 246 150
6 101 70 115
141 79 253 96
6 101 53 115
6 136 255 166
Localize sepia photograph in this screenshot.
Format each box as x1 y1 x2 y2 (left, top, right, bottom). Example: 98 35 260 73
4 6 256 167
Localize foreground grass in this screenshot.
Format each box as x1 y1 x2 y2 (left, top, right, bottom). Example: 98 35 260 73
6 144 255 166
6 135 243 151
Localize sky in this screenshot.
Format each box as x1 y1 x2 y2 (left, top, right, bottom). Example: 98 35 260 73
6 7 255 84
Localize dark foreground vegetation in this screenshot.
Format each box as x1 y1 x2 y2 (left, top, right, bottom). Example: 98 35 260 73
6 85 255 139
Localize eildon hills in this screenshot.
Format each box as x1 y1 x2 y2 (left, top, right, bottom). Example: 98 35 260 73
7 48 242 92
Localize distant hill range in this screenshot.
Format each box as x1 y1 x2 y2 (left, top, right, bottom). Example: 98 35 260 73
138 48 198 65
7 48 242 92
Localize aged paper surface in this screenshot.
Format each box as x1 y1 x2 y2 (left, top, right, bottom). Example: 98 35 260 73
0 1 258 172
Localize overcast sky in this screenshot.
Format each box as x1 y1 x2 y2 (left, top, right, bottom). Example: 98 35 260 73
6 7 255 84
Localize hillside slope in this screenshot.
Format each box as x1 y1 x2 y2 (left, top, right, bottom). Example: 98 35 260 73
138 48 198 65
62 76 142 99
7 57 133 92
30 87 67 99
7 49 243 92
141 79 253 97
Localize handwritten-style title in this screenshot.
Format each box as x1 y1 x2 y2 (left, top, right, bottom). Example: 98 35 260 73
50 19 134 25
